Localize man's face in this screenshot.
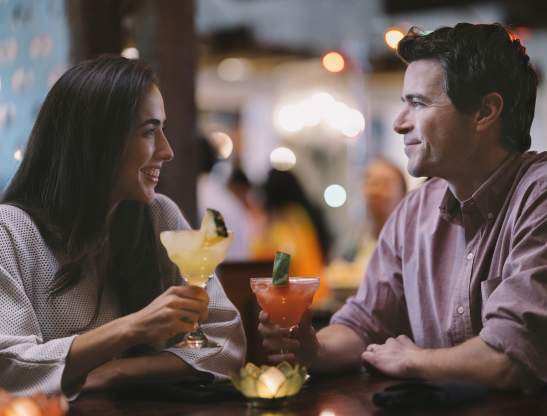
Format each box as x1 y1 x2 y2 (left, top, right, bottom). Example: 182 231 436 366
393 59 477 180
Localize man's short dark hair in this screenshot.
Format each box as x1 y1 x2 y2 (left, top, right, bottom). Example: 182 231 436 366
397 23 538 152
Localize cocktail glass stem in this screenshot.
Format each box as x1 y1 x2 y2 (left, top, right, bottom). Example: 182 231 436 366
174 275 218 349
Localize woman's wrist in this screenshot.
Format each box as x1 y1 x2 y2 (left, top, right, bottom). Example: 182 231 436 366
116 313 144 349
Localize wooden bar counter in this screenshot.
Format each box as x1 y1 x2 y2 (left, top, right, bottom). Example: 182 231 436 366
69 371 547 416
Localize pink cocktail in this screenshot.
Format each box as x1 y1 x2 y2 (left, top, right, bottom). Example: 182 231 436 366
250 277 320 328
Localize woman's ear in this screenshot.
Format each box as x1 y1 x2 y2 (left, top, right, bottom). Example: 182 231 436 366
475 92 503 132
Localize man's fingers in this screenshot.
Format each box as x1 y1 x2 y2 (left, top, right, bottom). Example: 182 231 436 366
396 334 414 346
267 352 296 365
262 336 300 353
258 322 291 338
258 310 270 323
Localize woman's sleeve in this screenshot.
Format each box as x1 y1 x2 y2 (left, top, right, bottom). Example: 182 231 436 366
0 222 78 396
164 275 247 380
151 194 247 379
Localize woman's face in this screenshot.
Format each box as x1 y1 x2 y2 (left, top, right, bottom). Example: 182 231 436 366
113 84 174 204
363 160 406 222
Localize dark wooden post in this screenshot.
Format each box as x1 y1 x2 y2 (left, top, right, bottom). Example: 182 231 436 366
66 0 198 224
154 0 198 224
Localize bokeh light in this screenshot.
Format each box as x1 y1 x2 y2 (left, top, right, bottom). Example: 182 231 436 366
384 28 404 49
270 147 296 171
324 184 347 208
322 51 345 73
13 149 23 161
209 131 234 159
217 57 253 82
121 47 139 59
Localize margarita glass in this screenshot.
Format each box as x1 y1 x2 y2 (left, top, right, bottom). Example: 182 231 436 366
160 228 233 348
250 277 320 330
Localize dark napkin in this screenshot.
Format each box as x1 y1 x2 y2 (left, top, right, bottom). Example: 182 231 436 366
373 380 488 410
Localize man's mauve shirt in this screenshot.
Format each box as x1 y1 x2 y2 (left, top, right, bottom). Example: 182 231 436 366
332 151 547 383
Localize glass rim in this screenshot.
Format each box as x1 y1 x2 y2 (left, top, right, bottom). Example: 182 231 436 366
250 276 320 284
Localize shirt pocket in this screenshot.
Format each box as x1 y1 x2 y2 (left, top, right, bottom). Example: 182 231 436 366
481 276 503 306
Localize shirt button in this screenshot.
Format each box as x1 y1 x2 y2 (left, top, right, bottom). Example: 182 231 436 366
487 212 494 220
457 306 465 314
466 252 474 260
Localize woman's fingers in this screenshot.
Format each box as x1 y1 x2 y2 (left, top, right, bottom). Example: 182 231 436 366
165 285 209 303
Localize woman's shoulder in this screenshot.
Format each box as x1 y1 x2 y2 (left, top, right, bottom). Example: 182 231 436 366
0 204 49 267
150 193 190 231
0 203 40 235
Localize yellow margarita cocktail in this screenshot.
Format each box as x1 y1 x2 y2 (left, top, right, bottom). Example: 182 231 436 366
160 208 233 348
161 229 233 288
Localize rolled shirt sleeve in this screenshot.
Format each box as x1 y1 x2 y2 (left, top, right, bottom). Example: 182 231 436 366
480 179 547 383
164 274 246 380
331 201 412 346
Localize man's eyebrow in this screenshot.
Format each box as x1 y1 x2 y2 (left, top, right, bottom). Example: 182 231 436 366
401 94 430 103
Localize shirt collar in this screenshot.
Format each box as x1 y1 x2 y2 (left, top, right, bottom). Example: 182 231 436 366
439 153 523 223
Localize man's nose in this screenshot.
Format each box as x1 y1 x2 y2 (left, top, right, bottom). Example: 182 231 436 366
393 109 412 135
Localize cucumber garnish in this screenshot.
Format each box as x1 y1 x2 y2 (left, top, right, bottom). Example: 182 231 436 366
272 251 290 286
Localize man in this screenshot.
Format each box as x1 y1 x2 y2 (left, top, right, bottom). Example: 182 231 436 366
258 23 546 390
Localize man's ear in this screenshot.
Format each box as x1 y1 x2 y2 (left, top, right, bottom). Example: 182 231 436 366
475 92 503 132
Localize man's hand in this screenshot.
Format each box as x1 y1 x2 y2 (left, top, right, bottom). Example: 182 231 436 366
258 310 319 366
361 335 421 378
362 335 533 391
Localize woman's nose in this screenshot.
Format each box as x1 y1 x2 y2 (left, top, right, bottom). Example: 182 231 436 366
157 130 174 162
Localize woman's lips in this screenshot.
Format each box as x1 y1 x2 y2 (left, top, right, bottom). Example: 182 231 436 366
141 167 160 183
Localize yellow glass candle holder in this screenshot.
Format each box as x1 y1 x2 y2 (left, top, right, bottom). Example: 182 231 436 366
231 362 308 408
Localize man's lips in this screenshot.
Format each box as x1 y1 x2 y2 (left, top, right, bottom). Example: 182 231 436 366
404 138 421 146
141 167 160 183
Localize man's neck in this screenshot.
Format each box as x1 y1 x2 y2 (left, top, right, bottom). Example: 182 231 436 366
447 147 514 202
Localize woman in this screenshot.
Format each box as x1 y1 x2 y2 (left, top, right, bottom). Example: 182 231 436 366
325 158 407 304
0 56 245 397
251 169 332 306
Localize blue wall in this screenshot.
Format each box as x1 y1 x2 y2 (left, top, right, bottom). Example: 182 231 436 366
0 0 69 190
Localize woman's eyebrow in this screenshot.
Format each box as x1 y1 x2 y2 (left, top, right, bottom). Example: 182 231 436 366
137 118 162 128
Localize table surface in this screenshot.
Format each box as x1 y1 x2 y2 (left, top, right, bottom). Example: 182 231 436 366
69 371 547 416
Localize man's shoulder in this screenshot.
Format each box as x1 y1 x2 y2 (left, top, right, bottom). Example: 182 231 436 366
518 151 547 183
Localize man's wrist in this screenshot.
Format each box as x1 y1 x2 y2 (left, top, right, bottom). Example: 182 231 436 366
408 347 430 379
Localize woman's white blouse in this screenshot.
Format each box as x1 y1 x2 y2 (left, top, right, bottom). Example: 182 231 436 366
0 194 246 396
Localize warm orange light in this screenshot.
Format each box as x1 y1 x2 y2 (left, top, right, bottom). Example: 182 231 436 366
385 28 404 50
508 27 530 43
322 51 345 73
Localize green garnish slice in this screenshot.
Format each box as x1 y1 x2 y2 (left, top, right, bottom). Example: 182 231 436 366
272 251 290 286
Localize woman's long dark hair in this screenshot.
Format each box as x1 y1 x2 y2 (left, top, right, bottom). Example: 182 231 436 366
2 56 176 323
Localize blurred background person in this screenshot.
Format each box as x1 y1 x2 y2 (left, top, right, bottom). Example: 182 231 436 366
251 169 332 307
197 135 256 261
326 158 407 309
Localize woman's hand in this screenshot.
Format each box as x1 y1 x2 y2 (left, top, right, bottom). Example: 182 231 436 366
257 310 319 366
126 285 209 348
